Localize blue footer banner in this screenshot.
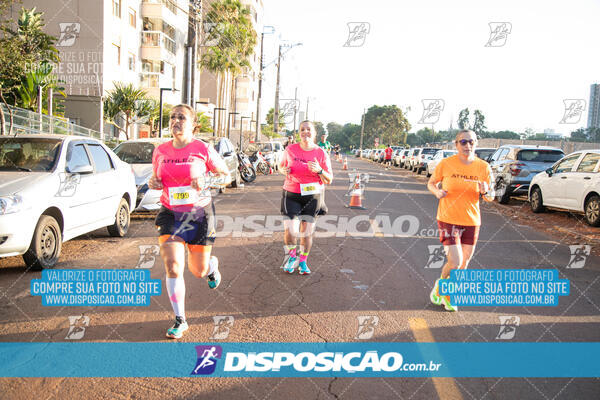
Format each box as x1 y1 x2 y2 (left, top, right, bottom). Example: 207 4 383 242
1 342 598 377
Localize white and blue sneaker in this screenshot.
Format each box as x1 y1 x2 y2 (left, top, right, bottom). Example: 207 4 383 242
166 316 188 339
283 255 298 273
298 261 311 275
207 256 220 289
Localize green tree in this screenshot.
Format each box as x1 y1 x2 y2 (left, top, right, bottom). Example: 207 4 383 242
0 5 60 134
472 109 486 136
415 127 441 145
457 108 470 130
314 121 326 137
103 82 153 141
16 61 65 114
200 0 257 136
364 105 411 146
266 107 284 126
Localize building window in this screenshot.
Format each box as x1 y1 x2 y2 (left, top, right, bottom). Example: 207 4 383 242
128 8 136 27
113 0 121 18
112 43 120 65
142 59 164 74
172 65 176 88
128 53 135 71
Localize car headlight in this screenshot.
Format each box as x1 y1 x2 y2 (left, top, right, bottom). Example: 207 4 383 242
0 195 24 215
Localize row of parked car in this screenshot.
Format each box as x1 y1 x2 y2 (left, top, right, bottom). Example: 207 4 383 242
0 134 284 270
356 144 600 227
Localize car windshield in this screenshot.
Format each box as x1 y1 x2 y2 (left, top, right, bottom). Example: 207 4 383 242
444 151 457 157
113 142 156 164
0 137 61 172
475 149 495 160
421 148 438 155
517 150 564 163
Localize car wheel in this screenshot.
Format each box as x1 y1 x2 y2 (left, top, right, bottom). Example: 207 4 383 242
23 215 62 270
530 187 545 213
584 195 600 227
417 167 422 175
107 198 130 237
496 179 511 204
426 169 431 177
230 169 241 188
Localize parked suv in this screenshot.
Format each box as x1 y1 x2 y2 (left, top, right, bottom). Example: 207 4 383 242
199 136 241 189
488 145 564 204
414 147 439 174
529 150 600 226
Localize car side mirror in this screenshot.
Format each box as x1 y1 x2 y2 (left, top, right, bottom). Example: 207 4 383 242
545 168 553 177
67 164 93 174
222 151 232 157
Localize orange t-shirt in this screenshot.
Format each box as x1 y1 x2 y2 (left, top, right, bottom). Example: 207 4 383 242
431 155 492 226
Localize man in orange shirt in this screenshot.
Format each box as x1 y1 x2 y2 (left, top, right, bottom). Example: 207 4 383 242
426 129 494 311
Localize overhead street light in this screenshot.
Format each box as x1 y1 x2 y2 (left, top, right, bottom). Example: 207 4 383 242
159 87 179 138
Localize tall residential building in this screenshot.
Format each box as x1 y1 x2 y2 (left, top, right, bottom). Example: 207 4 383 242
10 0 193 139
588 83 600 129
198 0 263 142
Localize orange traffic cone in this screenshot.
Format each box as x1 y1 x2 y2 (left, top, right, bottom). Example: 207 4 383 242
342 157 348 170
346 173 366 209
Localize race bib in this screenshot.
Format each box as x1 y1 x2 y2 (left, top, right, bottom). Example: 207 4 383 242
168 186 200 206
300 182 321 196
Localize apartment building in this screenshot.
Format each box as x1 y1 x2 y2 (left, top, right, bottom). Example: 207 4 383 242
11 0 192 139
198 0 263 142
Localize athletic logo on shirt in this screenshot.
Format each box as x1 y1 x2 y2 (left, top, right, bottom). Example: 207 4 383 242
191 345 222 375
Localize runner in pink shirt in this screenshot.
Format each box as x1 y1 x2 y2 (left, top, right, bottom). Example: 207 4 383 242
279 121 333 275
148 104 230 339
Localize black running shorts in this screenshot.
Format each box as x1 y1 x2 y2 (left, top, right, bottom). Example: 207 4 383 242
280 190 321 222
155 203 216 245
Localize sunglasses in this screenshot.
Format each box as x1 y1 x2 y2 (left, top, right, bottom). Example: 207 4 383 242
457 139 475 146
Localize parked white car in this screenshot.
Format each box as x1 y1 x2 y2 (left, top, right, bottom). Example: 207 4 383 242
113 138 170 211
529 150 600 226
426 149 458 177
0 135 136 269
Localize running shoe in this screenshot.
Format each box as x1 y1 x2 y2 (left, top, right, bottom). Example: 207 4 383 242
298 261 311 275
166 316 188 339
207 256 221 289
430 279 442 306
442 296 458 312
283 256 298 273
281 252 298 269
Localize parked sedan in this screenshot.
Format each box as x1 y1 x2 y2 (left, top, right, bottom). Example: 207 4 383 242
529 150 600 226
395 149 410 167
475 147 496 162
0 135 136 269
488 145 564 204
406 148 421 170
113 138 169 211
426 149 458 177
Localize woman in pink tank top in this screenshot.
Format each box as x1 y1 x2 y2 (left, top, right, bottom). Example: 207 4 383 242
148 104 230 339
279 121 333 275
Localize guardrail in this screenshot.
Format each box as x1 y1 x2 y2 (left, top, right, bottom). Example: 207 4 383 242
0 103 106 141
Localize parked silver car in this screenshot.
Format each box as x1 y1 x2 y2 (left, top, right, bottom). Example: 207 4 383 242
488 145 564 204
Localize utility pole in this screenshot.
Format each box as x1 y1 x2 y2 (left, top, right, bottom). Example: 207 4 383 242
359 108 365 152
255 26 274 142
293 87 298 135
305 97 310 120
273 44 282 134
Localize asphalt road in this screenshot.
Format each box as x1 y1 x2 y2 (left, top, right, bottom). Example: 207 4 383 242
1 156 599 399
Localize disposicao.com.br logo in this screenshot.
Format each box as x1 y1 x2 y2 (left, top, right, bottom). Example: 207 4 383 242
191 346 442 376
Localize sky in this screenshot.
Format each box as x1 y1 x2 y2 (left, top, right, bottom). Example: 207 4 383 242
260 0 600 135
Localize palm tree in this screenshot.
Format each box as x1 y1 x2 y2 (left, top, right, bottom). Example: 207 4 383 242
103 82 153 141
200 0 257 135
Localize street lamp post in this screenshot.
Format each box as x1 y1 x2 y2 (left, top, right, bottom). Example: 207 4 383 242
227 112 239 140
273 42 302 135
159 87 179 138
213 107 226 137
240 116 250 151
255 26 275 143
